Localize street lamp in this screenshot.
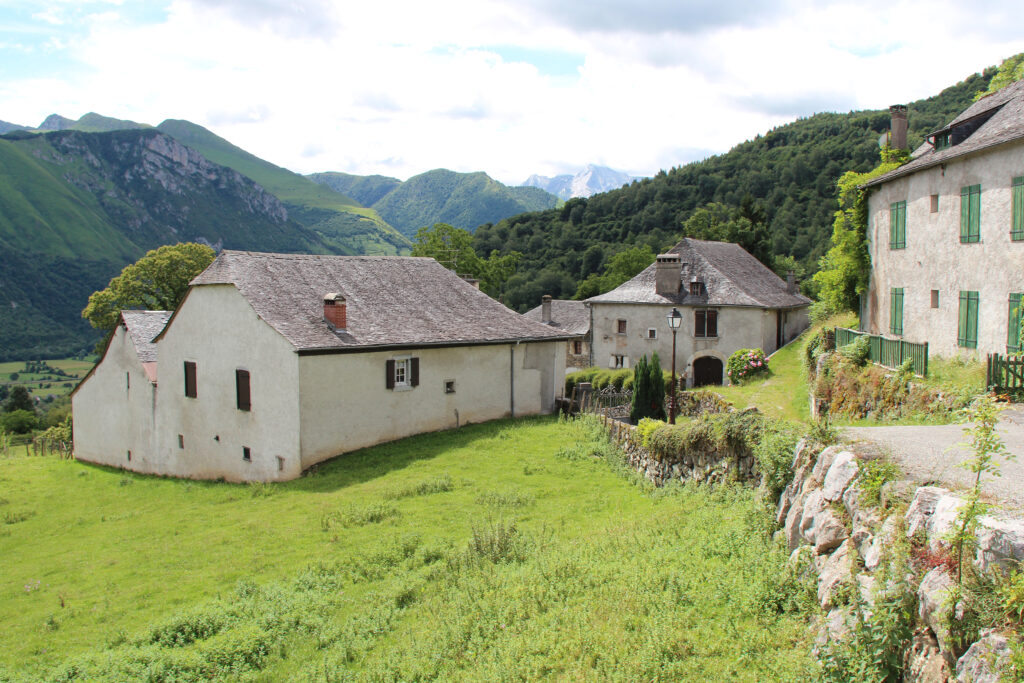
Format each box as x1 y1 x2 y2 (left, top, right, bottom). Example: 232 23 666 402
666 307 682 424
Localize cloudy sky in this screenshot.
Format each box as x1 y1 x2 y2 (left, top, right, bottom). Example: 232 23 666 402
1 0 1021 185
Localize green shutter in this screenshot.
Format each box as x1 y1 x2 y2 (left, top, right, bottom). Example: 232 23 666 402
1010 293 1023 353
958 291 979 348
889 201 906 249
960 185 981 243
890 288 904 335
1012 177 1024 241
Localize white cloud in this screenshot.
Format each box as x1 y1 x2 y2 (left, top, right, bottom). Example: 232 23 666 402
1 0 1022 185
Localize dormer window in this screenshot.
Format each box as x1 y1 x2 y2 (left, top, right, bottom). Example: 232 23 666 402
934 132 951 150
689 281 703 296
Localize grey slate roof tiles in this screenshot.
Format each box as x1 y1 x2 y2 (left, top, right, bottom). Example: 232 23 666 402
585 238 811 309
121 310 172 362
189 251 570 351
523 299 591 335
865 78 1024 188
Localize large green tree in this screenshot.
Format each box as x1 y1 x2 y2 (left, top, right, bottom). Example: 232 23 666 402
81 243 216 335
411 223 521 297
4 385 34 413
574 246 656 299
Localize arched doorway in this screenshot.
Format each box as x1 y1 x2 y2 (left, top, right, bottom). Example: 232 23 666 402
693 356 723 387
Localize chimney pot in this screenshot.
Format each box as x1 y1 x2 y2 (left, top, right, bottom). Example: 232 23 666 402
323 292 347 331
889 104 908 150
541 295 552 324
655 254 682 296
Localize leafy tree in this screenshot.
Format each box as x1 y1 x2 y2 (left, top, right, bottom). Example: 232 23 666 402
974 54 1024 101
574 246 655 299
0 409 39 434
82 243 216 335
4 385 34 413
412 223 521 297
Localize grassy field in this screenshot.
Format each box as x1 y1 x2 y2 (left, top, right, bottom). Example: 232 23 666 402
0 415 815 681
0 358 93 401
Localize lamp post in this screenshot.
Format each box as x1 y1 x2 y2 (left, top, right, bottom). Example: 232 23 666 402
666 307 682 424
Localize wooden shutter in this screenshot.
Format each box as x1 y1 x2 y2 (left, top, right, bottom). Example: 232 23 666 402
236 369 251 411
1013 177 1024 241
959 291 979 348
890 288 903 335
890 203 898 248
386 359 395 389
706 310 718 337
970 186 981 240
410 357 419 387
960 186 971 242
958 291 969 347
695 310 706 337
184 361 197 398
961 185 980 242
1009 293 1022 353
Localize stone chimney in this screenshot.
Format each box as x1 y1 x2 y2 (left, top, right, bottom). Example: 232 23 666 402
323 293 346 331
655 254 682 296
889 104 908 150
461 276 480 289
541 295 552 324
786 271 796 295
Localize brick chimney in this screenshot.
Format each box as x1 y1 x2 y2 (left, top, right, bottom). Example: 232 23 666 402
889 104 908 150
655 254 681 296
786 271 796 295
323 293 346 331
541 295 552 324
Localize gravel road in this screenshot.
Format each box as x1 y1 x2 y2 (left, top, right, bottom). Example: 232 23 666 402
843 405 1024 511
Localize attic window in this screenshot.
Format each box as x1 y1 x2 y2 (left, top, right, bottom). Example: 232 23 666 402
934 132 951 150
689 281 703 296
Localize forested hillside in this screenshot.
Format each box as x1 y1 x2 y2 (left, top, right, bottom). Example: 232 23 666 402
475 67 996 311
310 168 560 237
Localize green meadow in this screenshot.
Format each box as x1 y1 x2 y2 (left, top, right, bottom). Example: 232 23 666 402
0 415 815 681
0 359 93 400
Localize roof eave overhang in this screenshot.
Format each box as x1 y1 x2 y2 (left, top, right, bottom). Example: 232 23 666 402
296 335 575 356
861 132 1024 190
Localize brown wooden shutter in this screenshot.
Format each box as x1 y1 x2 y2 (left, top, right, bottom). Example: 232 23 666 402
386 359 395 389
707 310 718 337
184 361 197 398
411 357 419 387
694 310 706 337
236 369 251 411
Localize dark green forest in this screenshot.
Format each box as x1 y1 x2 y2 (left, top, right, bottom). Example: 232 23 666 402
475 68 996 311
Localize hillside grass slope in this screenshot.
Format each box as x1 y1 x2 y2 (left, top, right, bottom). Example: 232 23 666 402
0 416 814 681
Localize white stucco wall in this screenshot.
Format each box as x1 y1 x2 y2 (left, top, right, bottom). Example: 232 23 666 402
297 340 564 468
72 325 157 470
154 285 302 482
589 303 808 385
865 141 1024 357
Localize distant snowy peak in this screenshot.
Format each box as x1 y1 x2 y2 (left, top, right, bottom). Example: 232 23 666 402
521 164 639 200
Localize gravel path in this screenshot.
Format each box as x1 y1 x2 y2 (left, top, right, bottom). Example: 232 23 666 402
843 405 1024 511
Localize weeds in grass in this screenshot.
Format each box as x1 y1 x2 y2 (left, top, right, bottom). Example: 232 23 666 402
321 503 401 532
807 416 839 445
385 473 454 499
475 489 535 510
4 509 34 525
466 519 530 564
247 482 275 498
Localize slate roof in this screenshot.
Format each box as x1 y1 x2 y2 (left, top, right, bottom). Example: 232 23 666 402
184 251 570 352
864 78 1024 188
586 238 811 309
523 299 591 336
121 310 172 363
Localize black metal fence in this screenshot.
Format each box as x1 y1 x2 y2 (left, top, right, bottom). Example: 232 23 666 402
834 327 929 376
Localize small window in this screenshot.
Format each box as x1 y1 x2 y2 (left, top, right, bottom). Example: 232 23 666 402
611 354 627 369
689 281 703 296
127 450 132 462
616 319 627 334
276 456 285 472
930 194 939 213
931 290 940 309
890 288 904 335
960 184 981 243
695 309 718 338
889 201 906 249
126 372 130 390
444 380 456 394
934 132 951 150
178 434 184 449
646 328 657 339
386 357 419 390
184 361 197 398
242 446 251 462
235 369 251 411
572 340 583 355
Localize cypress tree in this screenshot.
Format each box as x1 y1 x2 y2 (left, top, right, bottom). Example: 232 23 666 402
648 352 667 421
630 355 649 423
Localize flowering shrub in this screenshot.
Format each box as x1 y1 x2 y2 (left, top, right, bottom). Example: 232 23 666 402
726 348 769 384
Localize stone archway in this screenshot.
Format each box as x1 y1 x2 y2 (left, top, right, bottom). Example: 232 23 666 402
692 356 724 387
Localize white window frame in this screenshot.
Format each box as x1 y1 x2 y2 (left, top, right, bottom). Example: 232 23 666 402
393 355 412 390
646 328 657 340
610 354 629 369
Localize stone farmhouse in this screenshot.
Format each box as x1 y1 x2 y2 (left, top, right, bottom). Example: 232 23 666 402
72 251 569 482
523 296 592 373
584 238 811 387
862 80 1024 357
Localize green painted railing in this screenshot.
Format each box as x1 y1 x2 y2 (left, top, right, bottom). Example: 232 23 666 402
987 353 1024 391
834 327 929 376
